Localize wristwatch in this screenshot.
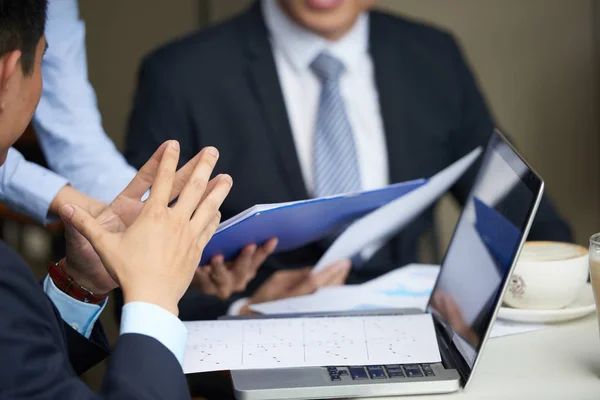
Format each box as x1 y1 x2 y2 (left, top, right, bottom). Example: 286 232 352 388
48 260 108 304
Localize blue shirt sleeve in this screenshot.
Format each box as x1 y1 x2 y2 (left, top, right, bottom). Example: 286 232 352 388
43 275 105 338
45 274 188 364
0 0 139 225
0 148 69 224
32 0 138 204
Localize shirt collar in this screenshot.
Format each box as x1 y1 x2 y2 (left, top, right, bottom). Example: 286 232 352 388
261 0 369 74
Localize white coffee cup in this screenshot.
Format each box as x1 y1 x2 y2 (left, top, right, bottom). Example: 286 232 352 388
504 241 589 310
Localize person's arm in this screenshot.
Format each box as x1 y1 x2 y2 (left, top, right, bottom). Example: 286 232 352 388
44 269 187 365
0 241 190 399
0 0 136 225
0 147 108 224
444 34 572 242
0 147 69 224
32 0 137 204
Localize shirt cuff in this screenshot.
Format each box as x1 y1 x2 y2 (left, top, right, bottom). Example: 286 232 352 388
227 297 250 316
120 302 188 366
43 275 105 338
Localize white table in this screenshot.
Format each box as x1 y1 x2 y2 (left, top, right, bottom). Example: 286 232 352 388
358 315 600 400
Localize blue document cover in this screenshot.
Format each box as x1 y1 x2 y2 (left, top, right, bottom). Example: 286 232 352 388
200 180 426 264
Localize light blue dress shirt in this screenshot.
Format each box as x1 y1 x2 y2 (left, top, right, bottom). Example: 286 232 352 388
0 0 137 225
1 0 188 365
44 274 188 365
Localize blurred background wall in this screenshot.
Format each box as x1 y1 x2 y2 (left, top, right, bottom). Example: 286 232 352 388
8 0 600 389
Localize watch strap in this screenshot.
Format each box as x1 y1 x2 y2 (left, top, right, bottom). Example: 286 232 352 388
48 260 108 305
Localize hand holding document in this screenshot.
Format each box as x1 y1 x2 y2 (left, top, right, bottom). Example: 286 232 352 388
313 148 483 273
200 179 425 265
201 146 483 267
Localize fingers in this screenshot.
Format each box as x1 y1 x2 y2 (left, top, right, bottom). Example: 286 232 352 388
286 268 318 297
210 257 234 299
197 211 222 250
121 141 169 199
192 266 218 296
193 256 238 300
173 147 220 217
313 259 351 287
170 152 201 202
230 244 257 291
252 238 278 266
59 204 110 250
190 174 232 231
235 238 278 291
147 141 180 206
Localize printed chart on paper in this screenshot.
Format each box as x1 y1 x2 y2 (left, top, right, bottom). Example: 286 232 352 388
182 314 441 374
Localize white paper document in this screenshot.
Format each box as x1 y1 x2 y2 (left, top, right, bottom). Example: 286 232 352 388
313 148 482 273
182 314 441 374
251 264 548 340
251 264 439 315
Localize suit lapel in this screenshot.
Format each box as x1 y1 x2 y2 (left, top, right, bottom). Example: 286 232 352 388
240 3 309 201
369 13 418 185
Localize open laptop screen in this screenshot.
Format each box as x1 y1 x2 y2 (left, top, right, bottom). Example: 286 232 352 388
426 130 543 384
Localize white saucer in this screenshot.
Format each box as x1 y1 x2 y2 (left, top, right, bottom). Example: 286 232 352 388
497 283 597 323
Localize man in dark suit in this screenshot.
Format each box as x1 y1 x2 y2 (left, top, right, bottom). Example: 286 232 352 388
125 0 572 320
0 1 233 397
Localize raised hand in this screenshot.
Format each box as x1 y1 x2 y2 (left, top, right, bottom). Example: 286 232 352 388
61 141 232 315
192 238 278 299
59 141 222 295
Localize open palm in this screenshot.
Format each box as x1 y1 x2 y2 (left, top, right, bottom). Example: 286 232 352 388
61 142 209 294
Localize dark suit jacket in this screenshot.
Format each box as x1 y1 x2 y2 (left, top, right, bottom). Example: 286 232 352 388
0 240 190 399
124 2 572 321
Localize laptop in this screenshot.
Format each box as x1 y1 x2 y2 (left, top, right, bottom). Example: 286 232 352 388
229 130 544 400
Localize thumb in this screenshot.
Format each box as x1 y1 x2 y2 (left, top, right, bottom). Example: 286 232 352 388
59 203 109 249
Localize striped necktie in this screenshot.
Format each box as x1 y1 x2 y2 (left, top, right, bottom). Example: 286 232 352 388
311 52 362 198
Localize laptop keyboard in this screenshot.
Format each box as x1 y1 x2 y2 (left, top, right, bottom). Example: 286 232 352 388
326 364 435 381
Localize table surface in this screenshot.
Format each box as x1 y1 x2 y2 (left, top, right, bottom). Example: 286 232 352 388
355 314 600 400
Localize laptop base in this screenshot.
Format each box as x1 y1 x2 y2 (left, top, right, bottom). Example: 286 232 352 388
232 363 460 400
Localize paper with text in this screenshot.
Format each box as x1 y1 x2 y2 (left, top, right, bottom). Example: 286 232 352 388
182 314 441 374
313 148 482 273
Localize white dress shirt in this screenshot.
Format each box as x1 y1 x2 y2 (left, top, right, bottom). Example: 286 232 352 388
228 1 391 316
262 0 389 195
0 0 137 224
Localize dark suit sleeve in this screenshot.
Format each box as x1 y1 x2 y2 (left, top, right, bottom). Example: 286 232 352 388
0 243 189 399
443 35 572 242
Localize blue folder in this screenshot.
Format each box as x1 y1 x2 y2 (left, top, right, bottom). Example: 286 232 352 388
200 179 426 265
